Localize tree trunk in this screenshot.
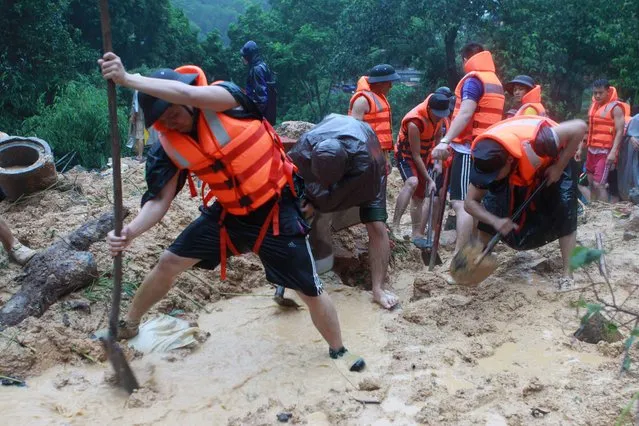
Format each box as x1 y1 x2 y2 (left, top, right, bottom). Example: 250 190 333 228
445 26 460 89
0 209 128 328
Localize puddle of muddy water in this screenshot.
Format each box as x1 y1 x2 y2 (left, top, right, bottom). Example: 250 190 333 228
0 284 395 425
477 340 606 377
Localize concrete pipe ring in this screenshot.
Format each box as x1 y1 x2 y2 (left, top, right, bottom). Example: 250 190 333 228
0 136 58 201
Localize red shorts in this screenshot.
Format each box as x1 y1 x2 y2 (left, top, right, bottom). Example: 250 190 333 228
585 151 610 184
396 156 443 199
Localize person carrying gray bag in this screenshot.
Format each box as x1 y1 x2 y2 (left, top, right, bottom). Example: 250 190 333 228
283 114 399 310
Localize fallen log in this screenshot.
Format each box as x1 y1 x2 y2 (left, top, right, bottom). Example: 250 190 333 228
0 209 128 327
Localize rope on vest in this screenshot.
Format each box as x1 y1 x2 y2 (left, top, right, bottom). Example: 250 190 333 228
215 118 296 280
187 173 198 197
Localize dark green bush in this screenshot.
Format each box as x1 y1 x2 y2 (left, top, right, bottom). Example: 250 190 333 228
21 81 131 170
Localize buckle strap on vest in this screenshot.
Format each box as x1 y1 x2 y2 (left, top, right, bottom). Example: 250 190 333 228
187 174 198 197
218 210 240 281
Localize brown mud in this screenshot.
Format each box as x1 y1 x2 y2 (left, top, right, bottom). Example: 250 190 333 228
0 163 638 424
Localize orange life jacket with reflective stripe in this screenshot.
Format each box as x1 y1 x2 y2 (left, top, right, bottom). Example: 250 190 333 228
587 87 631 149
154 65 296 279
472 116 558 187
396 94 446 161
453 51 505 143
348 76 393 151
515 85 546 117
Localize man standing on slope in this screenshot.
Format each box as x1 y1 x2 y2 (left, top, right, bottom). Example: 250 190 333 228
576 79 629 202
431 42 505 261
98 52 365 372
240 40 277 125
348 64 400 309
392 93 450 244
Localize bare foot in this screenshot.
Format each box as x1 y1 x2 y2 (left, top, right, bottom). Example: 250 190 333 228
373 289 399 310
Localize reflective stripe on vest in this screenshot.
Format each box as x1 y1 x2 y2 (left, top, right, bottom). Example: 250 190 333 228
155 68 293 216
471 116 557 186
396 95 443 160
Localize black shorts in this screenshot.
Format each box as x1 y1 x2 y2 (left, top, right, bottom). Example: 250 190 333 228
477 161 579 251
168 191 323 297
359 173 388 224
396 156 444 199
450 149 472 201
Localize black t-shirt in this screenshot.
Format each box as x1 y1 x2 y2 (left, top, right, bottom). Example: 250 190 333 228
140 81 264 207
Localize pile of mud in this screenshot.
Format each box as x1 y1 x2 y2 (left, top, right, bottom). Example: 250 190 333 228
0 159 267 378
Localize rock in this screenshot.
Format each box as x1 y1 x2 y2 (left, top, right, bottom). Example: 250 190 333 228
522 377 544 397
629 188 639 205
358 377 381 391
276 412 293 423
623 230 637 241
574 312 623 344
275 121 315 140
626 213 639 232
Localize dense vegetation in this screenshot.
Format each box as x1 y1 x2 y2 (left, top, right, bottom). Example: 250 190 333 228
1 0 638 168
170 0 268 41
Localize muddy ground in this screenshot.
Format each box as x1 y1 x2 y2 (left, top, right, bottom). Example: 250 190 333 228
1 159 638 425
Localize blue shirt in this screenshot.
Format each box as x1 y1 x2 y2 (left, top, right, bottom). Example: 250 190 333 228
461 77 484 103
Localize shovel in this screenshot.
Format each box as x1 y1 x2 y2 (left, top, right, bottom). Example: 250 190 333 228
273 285 302 308
450 178 548 285
99 0 139 394
419 186 443 267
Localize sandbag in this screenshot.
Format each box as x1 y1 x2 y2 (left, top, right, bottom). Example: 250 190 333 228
288 114 385 213
617 115 639 202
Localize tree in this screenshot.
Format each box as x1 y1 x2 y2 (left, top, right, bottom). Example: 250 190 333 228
0 0 93 132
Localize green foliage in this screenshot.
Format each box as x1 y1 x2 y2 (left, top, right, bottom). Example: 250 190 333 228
171 0 268 41
569 246 604 272
21 80 130 170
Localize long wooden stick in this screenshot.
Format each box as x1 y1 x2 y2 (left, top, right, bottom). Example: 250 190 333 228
99 0 124 341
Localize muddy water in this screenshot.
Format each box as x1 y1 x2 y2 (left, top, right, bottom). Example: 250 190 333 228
0 284 392 425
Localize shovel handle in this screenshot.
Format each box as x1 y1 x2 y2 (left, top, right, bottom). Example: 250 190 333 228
474 178 548 266
100 0 124 340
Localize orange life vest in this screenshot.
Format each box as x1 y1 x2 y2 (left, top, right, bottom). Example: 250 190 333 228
348 76 393 151
453 51 505 143
587 86 631 149
472 116 558 187
396 94 446 161
154 65 296 279
515 85 546 117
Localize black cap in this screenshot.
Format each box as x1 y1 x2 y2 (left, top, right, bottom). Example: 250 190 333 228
367 64 401 84
435 86 453 98
138 68 198 128
470 139 509 186
428 93 452 119
505 75 535 94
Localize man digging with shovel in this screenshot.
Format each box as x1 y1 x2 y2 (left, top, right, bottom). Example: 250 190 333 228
457 116 585 290
98 52 365 372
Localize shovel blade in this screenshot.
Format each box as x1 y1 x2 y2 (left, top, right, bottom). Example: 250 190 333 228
273 286 302 308
449 240 498 286
102 337 139 394
421 248 442 267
